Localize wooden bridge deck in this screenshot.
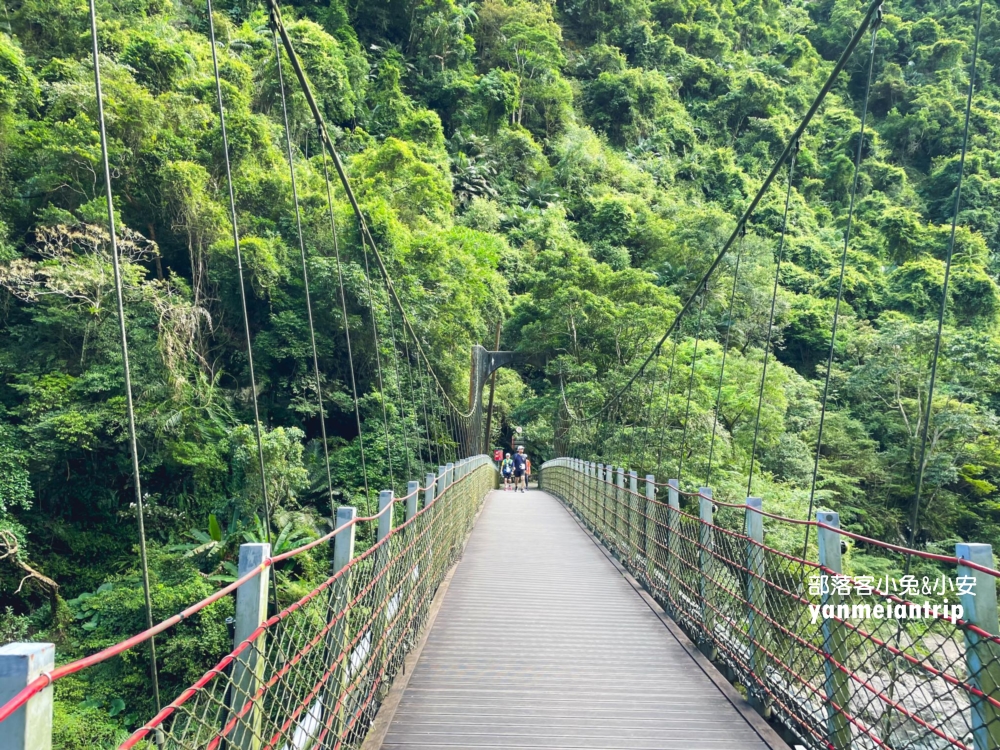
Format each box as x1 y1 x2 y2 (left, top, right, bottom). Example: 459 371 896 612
380 488 788 750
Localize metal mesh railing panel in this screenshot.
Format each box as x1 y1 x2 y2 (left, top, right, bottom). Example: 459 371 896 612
540 459 1000 750
124 460 493 750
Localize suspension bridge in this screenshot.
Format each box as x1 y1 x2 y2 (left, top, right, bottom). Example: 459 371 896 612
3 0 1000 748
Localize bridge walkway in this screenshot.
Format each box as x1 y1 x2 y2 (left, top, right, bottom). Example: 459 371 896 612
378 487 789 749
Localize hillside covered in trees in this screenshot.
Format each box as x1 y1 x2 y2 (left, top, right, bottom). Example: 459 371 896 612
2 0 999 744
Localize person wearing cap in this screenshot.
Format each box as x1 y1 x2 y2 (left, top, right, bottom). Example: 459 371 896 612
501 452 514 490
512 446 528 492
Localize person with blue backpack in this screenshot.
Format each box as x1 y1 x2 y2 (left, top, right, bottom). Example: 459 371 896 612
512 446 528 492
501 452 514 490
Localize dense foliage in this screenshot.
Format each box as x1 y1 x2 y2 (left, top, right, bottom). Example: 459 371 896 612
2 0 999 743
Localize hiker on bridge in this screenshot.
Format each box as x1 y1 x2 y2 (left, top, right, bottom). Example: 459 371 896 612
513 446 528 492
501 452 514 490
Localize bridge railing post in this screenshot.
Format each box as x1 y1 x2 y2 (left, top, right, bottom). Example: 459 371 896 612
589 462 597 530
644 475 656 586
231 542 270 750
816 511 851 750
372 490 395 687
425 473 437 582
628 470 639 568
666 478 680 615
0 643 54 750
596 464 605 536
744 497 767 714
956 542 1000 750
615 467 625 557
698 488 716 654
320 506 357 743
403 481 420 647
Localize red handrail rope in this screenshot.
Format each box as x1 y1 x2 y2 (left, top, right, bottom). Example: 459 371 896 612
124 463 484 746
557 461 1000 573
545 461 994 748
0 460 489 725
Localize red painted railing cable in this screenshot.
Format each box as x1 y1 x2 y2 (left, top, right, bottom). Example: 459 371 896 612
0 472 445 725
87 0 161 712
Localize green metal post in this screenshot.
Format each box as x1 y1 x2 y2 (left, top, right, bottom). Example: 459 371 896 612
956 542 1000 750
817 511 851 750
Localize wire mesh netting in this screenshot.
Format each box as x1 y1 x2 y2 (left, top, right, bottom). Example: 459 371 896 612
541 458 1000 750
121 459 493 750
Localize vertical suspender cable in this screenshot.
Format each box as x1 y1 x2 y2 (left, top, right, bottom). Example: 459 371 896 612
906 0 984 555
87 0 161 714
382 293 412 480
803 17 880 558
636 346 663 473
677 289 707 486
319 137 370 500
272 25 334 508
267 2 475 449
706 227 745 486
747 143 798 497
655 337 679 477
359 236 395 491
206 0 277 584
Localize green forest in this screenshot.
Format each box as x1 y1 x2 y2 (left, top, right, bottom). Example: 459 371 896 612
1 0 999 744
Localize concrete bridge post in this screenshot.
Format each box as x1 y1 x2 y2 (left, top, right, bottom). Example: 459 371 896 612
425 473 437 584
629 470 639 566
817 511 851 750
956 542 1000 750
231 541 271 750
0 643 54 750
403 481 420 645
596 464 605 535
373 490 395 685
744 497 767 714
406 481 420 523
698 488 716 656
666 479 680 615
644 475 656 585
615 468 626 556
589 462 597 530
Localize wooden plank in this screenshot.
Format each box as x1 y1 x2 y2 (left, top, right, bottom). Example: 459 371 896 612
382 489 787 750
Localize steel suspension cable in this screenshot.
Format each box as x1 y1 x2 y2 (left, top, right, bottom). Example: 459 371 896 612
802 17 880 559
555 0 884 425
624 361 650 470
319 134 370 500
206 0 278 607
677 289 707 487
267 2 475 426
747 142 798 498
706 227 746 486
272 26 333 508
87 0 161 712
636 346 664 474
906 0 984 554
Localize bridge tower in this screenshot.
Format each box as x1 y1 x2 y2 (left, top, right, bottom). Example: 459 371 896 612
467 344 519 455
